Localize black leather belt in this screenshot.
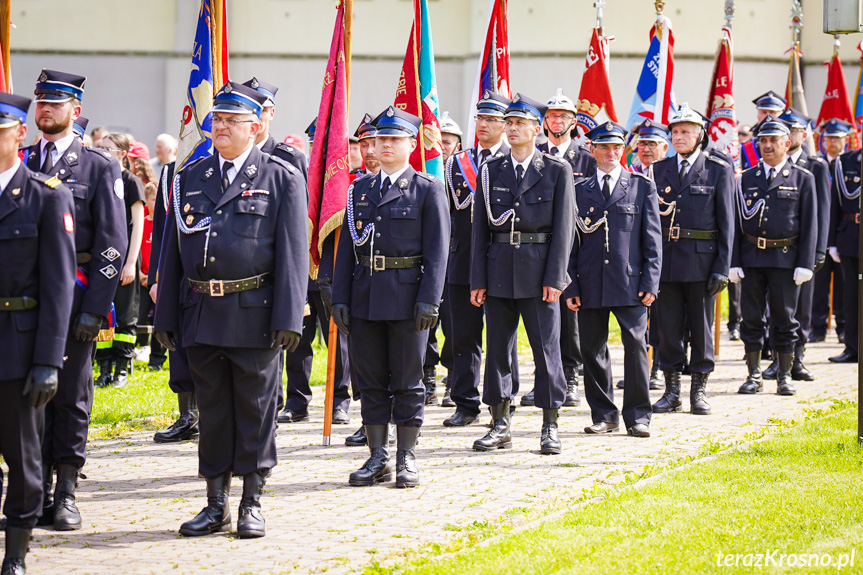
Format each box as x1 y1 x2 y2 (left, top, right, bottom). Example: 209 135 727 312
843 213 860 224
744 233 798 250
0 296 38 311
358 255 423 271
76 253 91 264
189 272 273 296
663 227 719 240
492 232 552 245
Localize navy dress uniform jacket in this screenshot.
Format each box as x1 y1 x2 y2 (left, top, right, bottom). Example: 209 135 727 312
332 167 450 320
829 149 861 259
154 146 309 347
794 152 831 257
261 135 308 183
732 160 817 270
538 140 597 184
471 152 575 298
444 143 508 286
25 139 126 320
565 171 662 307
0 165 76 379
650 152 734 281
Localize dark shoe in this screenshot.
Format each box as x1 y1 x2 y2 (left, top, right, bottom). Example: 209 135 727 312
762 357 779 380
441 373 456 407
95 359 113 388
147 362 164 371
423 366 437 405
738 351 763 394
540 409 561 455
807 331 826 343
690 373 712 415
729 327 741 341
277 409 308 423
616 379 624 389
563 367 580 407
649 356 663 390
474 401 512 451
2 527 30 575
829 348 858 363
395 426 421 488
332 409 350 425
519 388 535 407
112 358 130 388
179 472 232 536
776 352 796 396
627 423 650 438
154 392 199 443
53 464 82 531
761 348 772 361
349 425 393 486
791 344 815 381
237 472 266 539
345 425 367 447
443 411 477 427
652 370 683 413
584 421 618 434
36 465 54 527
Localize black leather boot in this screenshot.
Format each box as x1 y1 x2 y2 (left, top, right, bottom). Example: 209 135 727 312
791 344 815 381
649 354 663 390
776 352 796 396
345 424 367 447
1 527 30 575
519 389 536 407
237 472 266 538
652 370 682 413
53 464 81 531
95 359 113 388
35 465 54 527
423 366 437 405
154 392 199 443
112 358 130 388
738 351 764 394
349 425 393 486
473 401 512 451
441 371 455 407
540 409 561 455
762 355 779 380
690 373 712 415
395 426 421 488
563 367 580 407
179 472 232 536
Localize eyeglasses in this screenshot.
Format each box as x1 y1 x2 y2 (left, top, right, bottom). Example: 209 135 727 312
474 116 505 125
637 141 660 149
211 116 254 127
545 113 574 122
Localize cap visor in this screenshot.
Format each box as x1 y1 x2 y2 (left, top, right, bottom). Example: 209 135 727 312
212 103 256 115
374 127 415 137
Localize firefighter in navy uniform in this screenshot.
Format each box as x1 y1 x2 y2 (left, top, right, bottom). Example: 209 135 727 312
740 91 786 170
243 77 308 180
154 82 308 538
332 107 449 488
0 93 76 575
25 69 127 532
442 92 520 427
647 104 734 416
564 122 662 438
732 117 817 395
471 94 575 454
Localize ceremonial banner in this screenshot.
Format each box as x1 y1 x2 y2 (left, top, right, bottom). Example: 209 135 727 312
176 0 229 170
575 27 619 148
815 53 860 150
0 1 10 93
394 0 444 180
785 41 816 153
465 0 511 147
706 25 739 171
308 1 350 271
853 40 863 142
624 14 677 163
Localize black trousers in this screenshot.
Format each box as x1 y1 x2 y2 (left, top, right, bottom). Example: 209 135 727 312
840 256 859 353
740 267 800 354
793 273 814 345
446 283 520 417
483 296 565 409
168 345 194 394
727 281 742 331
424 309 453 372
579 305 652 428
0 378 44 529
657 281 715 374
283 290 351 414
43 337 95 469
812 259 845 336
186 345 280 478
95 276 139 361
349 317 425 427
138 284 167 366
559 298 583 369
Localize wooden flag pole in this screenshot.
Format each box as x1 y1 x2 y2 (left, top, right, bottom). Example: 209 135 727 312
828 273 834 331
0 0 10 90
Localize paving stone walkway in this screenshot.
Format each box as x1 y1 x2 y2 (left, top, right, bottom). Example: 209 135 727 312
2 333 858 574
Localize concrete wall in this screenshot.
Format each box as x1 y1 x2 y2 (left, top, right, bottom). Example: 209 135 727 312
8 0 863 150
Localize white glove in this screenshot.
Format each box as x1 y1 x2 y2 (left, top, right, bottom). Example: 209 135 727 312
793 267 814 285
729 267 745 283
828 246 841 263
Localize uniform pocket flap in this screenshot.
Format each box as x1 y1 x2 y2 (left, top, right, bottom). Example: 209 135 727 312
525 191 552 204
690 185 713 195
777 189 799 200
390 206 418 219
67 182 89 200
234 197 270 216
617 203 639 215
0 222 38 240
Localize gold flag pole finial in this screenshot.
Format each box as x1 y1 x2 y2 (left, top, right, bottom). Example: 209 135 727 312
724 0 735 28
790 0 803 48
594 0 606 36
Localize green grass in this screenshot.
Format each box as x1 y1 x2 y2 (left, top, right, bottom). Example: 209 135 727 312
369 400 863 575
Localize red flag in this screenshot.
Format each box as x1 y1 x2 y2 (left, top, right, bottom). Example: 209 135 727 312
575 28 619 148
816 54 860 150
706 25 739 172
307 2 350 272
465 0 511 147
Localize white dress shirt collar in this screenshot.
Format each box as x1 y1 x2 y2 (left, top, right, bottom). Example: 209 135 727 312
0 159 21 196
596 164 623 192
218 144 254 186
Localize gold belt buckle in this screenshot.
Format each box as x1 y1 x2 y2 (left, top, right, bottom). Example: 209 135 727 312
373 255 386 271
855 213 860 225
209 279 224 296
670 227 680 240
757 237 767 250
510 231 521 245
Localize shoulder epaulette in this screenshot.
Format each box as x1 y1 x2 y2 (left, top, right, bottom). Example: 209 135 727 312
790 162 813 176
543 154 566 166
82 145 112 163
274 141 298 156
268 154 298 175
706 155 729 168
630 170 650 181
809 155 826 164
417 171 436 181
30 171 62 189
485 153 505 165
177 156 207 175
